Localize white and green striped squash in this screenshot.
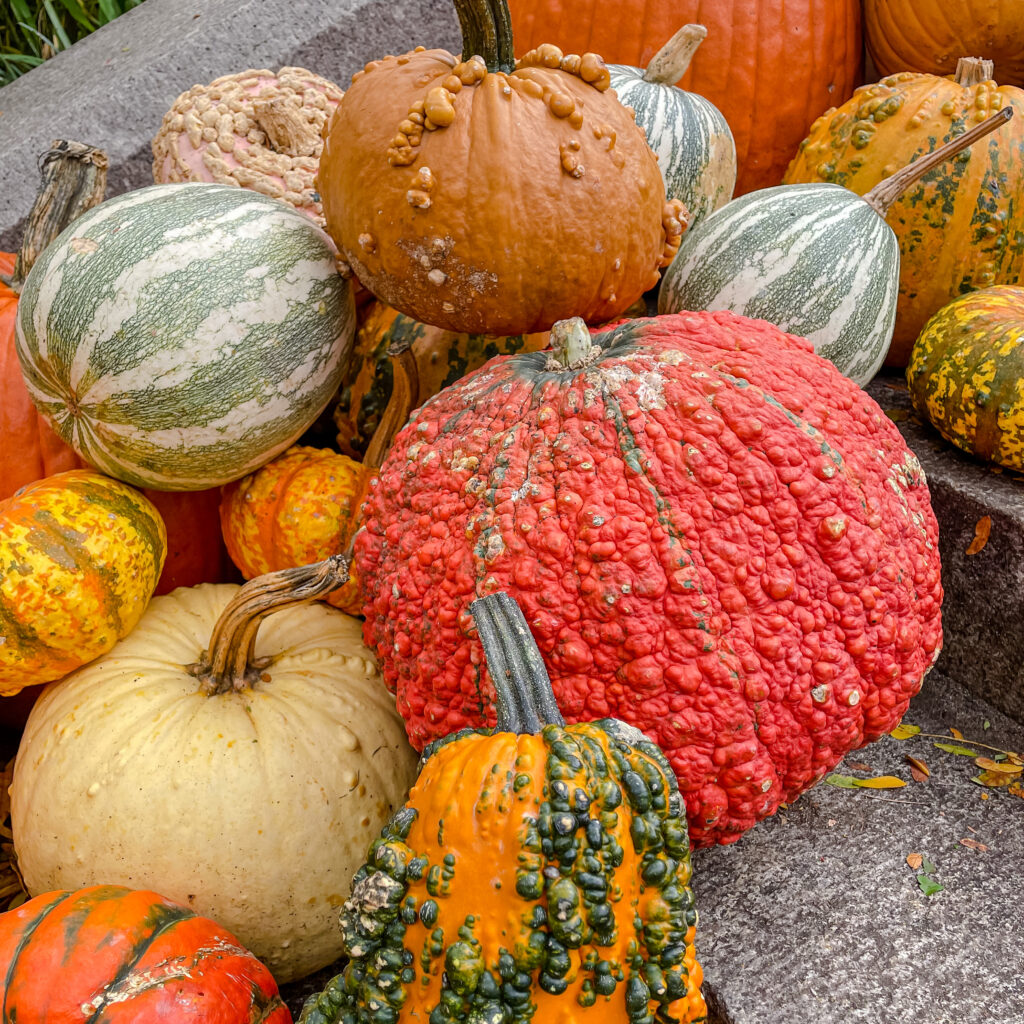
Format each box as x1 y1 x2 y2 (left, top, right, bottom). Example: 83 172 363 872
15 182 355 490
608 24 736 228
658 182 899 386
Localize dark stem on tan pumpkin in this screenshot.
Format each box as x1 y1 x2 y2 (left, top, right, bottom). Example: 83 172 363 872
3 141 108 293
470 591 565 733
954 57 994 87
189 555 351 695
642 23 707 85
864 107 1012 217
455 0 515 74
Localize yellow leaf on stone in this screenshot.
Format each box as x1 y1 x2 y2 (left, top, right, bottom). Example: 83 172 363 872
972 771 1015 788
890 723 921 740
906 755 930 780
974 757 1022 775
950 727 965 740
906 853 923 870
853 776 907 789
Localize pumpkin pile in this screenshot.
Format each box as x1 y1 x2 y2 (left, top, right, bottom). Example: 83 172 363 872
6 0 1000 1018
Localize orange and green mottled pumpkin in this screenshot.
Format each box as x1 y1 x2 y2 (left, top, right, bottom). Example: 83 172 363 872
0 885 291 1023
299 592 705 1024
0 470 166 694
907 284 1024 470
335 300 550 458
782 57 1024 365
220 445 369 615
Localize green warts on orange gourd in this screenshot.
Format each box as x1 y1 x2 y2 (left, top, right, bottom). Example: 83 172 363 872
299 592 705 1024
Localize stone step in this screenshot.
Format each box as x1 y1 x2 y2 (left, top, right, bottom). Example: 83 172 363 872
865 371 1024 726
693 668 1024 1024
0 0 459 250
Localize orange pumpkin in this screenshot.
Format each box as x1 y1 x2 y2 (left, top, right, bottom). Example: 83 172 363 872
865 0 1024 86
318 0 686 335
507 0 863 195
220 446 369 615
783 57 1024 365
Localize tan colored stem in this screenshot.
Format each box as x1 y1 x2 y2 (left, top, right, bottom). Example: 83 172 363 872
546 317 594 369
190 555 351 695
954 57 994 87
362 335 420 471
642 23 707 85
864 107 1012 217
253 98 321 157
5 141 108 293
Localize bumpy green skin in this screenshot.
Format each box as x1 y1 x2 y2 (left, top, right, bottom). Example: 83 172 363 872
299 720 700 1024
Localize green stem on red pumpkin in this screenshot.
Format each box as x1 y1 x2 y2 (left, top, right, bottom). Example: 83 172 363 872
469 591 565 734
455 0 515 74
864 106 1012 217
4 141 108 293
547 316 595 369
642 23 707 85
189 555 351 695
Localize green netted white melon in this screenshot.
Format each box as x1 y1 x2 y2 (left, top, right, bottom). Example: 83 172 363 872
658 182 898 386
607 24 735 227
15 183 355 490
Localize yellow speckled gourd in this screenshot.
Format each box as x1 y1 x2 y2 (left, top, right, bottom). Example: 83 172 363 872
0 469 165 694
783 57 1024 366
907 284 1024 470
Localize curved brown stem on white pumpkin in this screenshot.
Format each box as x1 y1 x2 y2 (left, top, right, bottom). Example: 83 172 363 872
864 106 1012 217
191 555 351 695
5 141 107 292
642 23 707 85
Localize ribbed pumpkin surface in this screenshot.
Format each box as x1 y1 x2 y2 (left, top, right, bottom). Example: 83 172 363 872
507 0 863 195
0 885 291 1022
220 445 369 614
783 67 1024 364
658 183 898 385
0 469 165 694
14 183 355 490
907 284 1024 470
606 63 735 226
354 311 944 846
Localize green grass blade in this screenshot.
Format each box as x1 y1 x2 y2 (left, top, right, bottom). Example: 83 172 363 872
53 0 99 33
40 0 74 50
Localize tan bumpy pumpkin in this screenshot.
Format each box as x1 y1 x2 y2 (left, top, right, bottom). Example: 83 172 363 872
317 0 687 334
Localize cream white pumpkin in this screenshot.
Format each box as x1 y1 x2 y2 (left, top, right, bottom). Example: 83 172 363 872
10 560 417 983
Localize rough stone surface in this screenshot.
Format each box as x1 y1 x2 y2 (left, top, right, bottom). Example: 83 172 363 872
0 0 460 250
693 668 1024 1024
866 371 1024 725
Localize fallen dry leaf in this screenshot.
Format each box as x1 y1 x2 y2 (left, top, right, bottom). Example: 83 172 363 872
966 516 991 555
1007 752 1023 767
980 791 990 801
1009 783 1024 799
950 727 965 740
972 771 1016 789
847 761 872 772
959 838 989 852
884 409 908 422
890 723 921 740
906 755 930 782
933 742 982 757
906 852 923 870
975 757 1022 776
854 776 907 789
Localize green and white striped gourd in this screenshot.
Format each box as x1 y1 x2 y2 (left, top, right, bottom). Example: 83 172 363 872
658 108 1013 386
15 183 355 490
608 24 735 228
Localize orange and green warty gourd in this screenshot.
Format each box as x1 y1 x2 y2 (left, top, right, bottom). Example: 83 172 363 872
299 591 705 1024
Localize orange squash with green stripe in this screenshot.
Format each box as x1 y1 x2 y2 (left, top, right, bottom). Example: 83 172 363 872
0 469 166 694
0 885 290 1022
907 284 1024 469
783 56 1024 366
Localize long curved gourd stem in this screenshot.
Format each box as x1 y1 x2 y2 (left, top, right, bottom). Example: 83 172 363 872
864 107 1012 217
469 591 566 734
1 141 107 293
455 0 515 74
643 23 707 85
190 555 352 694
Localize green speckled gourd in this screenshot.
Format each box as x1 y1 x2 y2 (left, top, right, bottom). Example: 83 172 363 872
299 591 706 1024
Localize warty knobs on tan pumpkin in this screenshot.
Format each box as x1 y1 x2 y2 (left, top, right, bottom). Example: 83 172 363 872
316 0 687 335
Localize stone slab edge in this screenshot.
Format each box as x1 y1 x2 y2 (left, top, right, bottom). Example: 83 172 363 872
866 372 1024 726
0 0 460 250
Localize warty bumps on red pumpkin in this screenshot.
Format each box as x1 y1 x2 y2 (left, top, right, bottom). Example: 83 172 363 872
353 311 944 847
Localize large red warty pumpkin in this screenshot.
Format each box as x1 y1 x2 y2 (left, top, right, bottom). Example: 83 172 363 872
354 312 944 847
507 0 863 195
